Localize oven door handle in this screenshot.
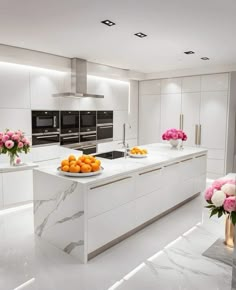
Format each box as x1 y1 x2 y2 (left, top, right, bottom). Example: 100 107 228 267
53 116 57 127
62 136 79 140
82 135 97 138
36 135 58 139
98 126 113 129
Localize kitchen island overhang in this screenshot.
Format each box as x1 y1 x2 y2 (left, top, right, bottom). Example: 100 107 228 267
33 143 207 263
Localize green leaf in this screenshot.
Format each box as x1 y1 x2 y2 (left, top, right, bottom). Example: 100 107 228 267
206 200 213 205
210 208 219 218
218 211 223 218
231 212 236 225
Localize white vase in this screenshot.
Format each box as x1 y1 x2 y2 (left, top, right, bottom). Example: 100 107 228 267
169 139 179 149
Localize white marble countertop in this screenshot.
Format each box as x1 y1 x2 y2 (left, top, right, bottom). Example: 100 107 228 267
35 143 207 185
0 162 38 173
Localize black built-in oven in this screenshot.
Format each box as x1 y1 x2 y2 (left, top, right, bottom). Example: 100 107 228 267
60 133 80 147
32 111 60 146
97 111 113 141
32 133 60 146
60 111 79 134
32 111 59 134
80 111 96 133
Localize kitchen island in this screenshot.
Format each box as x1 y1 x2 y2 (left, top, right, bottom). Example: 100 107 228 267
33 143 207 263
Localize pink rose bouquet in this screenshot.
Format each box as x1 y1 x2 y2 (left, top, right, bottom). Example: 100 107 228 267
205 178 236 224
162 128 187 141
0 129 30 164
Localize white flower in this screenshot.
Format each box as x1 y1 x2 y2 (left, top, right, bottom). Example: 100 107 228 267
211 190 226 207
221 184 236 196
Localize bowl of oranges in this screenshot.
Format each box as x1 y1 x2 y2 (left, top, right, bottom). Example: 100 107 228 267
129 147 148 158
58 154 103 177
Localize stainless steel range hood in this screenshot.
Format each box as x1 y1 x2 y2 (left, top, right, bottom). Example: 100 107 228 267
53 58 104 98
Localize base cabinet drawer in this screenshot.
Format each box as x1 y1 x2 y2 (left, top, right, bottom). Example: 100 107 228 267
135 167 162 198
135 188 164 226
3 170 33 206
88 176 135 218
88 201 136 253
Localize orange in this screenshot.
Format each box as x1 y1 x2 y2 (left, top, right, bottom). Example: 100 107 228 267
81 164 92 173
95 159 101 166
69 160 77 166
143 149 147 154
69 164 80 173
89 156 96 163
84 158 92 165
61 159 69 167
68 155 76 162
62 165 69 172
76 159 83 166
91 162 100 172
79 155 86 162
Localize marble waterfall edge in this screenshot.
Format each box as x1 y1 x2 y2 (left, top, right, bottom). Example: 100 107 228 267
33 170 85 262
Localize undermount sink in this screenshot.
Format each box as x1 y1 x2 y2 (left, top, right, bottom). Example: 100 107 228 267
93 151 125 160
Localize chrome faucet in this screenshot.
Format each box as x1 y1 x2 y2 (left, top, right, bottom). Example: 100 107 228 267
120 123 131 158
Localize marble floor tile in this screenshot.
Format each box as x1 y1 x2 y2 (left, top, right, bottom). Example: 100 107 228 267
0 192 233 290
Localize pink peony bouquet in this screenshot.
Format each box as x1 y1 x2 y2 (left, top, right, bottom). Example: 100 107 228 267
0 129 30 161
205 178 236 224
162 128 187 141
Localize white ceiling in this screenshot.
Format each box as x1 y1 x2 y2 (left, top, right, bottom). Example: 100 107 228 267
0 0 236 73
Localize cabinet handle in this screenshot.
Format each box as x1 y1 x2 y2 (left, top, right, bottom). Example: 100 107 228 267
98 126 113 129
139 168 161 176
90 176 132 190
164 162 179 168
62 136 79 140
198 124 202 146
195 154 206 159
195 125 198 145
181 158 193 163
179 114 182 130
82 135 96 138
181 114 184 130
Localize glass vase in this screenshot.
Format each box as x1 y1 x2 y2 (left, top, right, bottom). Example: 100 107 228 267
9 153 16 166
225 215 234 248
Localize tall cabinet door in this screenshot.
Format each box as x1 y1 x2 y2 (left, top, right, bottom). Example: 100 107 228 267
160 93 182 134
181 93 201 147
200 91 228 150
139 94 161 145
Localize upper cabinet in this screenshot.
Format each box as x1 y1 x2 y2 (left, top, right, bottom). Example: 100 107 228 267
182 76 201 93
0 64 30 109
139 80 161 95
201 73 229 91
30 71 68 110
161 78 182 94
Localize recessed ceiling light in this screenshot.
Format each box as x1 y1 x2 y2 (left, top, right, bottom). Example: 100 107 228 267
184 51 195 55
201 57 210 60
134 32 147 38
101 20 116 27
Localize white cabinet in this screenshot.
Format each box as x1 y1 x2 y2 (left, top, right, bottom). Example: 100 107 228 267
0 175 3 209
201 74 229 91
88 176 135 218
139 80 161 95
200 91 228 150
181 92 201 147
2 170 33 206
139 73 231 178
160 94 181 133
88 201 136 253
30 71 64 110
139 94 161 145
182 76 201 93
161 78 182 94
0 64 30 109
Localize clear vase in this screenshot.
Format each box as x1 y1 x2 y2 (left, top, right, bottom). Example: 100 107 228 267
169 139 179 149
225 215 234 248
9 153 16 166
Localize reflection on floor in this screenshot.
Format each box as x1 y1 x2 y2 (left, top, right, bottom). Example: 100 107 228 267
0 192 232 290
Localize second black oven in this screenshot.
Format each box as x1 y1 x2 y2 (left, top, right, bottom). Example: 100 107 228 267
60 111 79 134
80 111 96 133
